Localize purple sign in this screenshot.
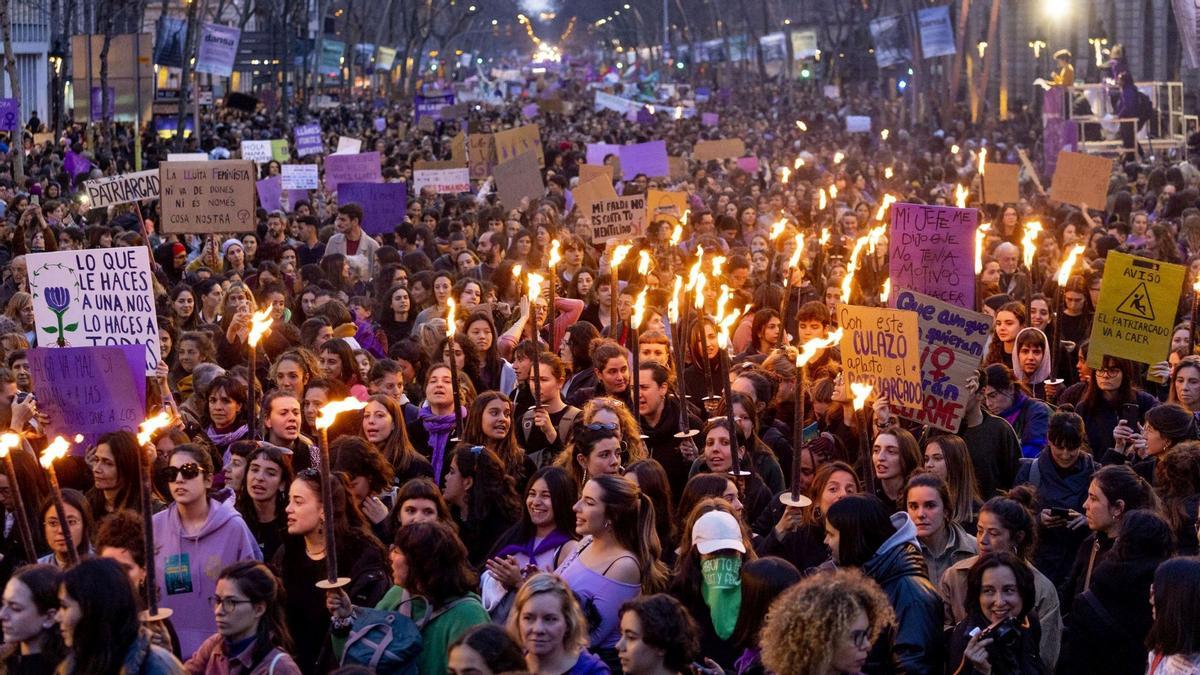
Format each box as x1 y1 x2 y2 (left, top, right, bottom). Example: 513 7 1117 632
324 151 382 192
374 117 386 132
415 93 455 123
28 345 147 451
294 123 324 157
258 175 310 212
701 112 719 127
888 202 978 310
0 98 17 131
736 156 759 173
89 87 115 122
586 143 622 166
521 103 539 118
338 182 407 235
618 141 668 178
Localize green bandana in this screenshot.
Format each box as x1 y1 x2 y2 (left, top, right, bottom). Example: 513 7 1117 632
700 556 742 639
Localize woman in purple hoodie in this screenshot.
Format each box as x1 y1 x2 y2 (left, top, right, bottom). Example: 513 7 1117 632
153 444 262 659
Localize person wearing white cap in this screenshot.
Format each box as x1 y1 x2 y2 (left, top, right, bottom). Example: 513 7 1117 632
667 500 753 671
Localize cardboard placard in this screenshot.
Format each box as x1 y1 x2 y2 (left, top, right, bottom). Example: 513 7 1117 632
159 160 257 233
493 150 544 209
646 190 688 226
1049 150 1114 208
579 164 614 184
467 133 494 181
693 139 746 162
412 166 471 194
29 345 147 449
83 170 160 208
335 136 363 154
450 132 466 164
337 182 407 235
589 194 647 243
27 247 162 373
837 304 922 409
167 153 208 161
893 290 991 432
983 162 1021 205
1087 251 1185 367
572 176 620 215
241 140 273 163
323 151 383 192
889 202 977 310
281 164 318 190
493 124 544 167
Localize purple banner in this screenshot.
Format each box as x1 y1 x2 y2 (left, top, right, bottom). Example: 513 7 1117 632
0 98 18 131
28 345 146 451
293 123 324 157
889 202 978 310
338 182 407 235
415 93 455 123
618 141 668 178
324 151 382 192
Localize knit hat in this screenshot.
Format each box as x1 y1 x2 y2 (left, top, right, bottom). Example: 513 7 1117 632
221 239 243 258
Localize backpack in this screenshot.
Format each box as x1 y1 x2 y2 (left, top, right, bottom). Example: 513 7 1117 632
521 406 582 467
340 592 472 672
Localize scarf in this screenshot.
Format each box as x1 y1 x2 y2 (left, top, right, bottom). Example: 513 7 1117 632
494 530 572 561
207 423 249 451
419 407 457 477
700 555 742 639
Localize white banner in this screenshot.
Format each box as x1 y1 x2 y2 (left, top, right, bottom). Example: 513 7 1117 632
335 136 362 154
594 91 641 115
83 170 160 208
241 140 273 163
281 164 318 190
412 167 471 194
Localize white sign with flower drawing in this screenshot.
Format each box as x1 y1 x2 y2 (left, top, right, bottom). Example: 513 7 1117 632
27 246 161 374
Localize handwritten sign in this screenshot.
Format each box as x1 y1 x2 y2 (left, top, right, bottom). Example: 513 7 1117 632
837 304 922 409
323 151 382 192
294 123 323 157
1088 251 1185 367
646 190 688 226
160 160 257 233
893 290 991 432
281 164 318 190
493 150 544 209
412 166 470 194
337 182 407 236
27 247 161 373
889 202 977 310
241 140 273 163
590 195 647 244
467 133 494 181
28 346 147 450
1049 150 1114 207
493 124 544 167
83 170 160 209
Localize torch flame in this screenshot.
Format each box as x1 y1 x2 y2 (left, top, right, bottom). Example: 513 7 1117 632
866 223 887 255
527 272 544 302
881 128 890 141
1057 244 1086 287
979 147 988 175
875 194 897 222
668 277 682 324
1021 220 1043 269
692 273 707 310
446 298 457 337
512 264 522 280
715 285 730 323
669 223 683 246
796 328 844 367
842 237 870 303
681 210 690 227
884 166 894 179
881 278 892 303
780 166 791 184
818 189 827 211
137 411 173 447
787 233 805 269
611 243 632 269
715 307 743 350
955 184 969 209
40 435 81 469
685 246 704 291
769 218 787 241
833 151 845 164
795 121 807 131
850 382 873 411
794 156 805 169
316 398 368 431
975 222 992 274
631 286 648 329
711 255 727 278
0 432 19 458
829 185 838 201
1193 277 1200 295
547 239 561 268
248 308 274 347
819 228 831 247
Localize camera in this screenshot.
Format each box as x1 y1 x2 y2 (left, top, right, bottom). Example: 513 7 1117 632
978 616 1020 652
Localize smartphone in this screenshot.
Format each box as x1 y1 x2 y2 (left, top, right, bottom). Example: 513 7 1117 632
1050 507 1071 519
30 195 39 206
1120 403 1141 427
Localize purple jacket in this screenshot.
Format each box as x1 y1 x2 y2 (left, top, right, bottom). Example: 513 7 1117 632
569 650 612 674
153 499 263 659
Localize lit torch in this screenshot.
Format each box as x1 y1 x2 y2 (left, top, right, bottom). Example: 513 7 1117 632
313 398 367 589
528 272 546 407
785 328 845 503
849 381 876 494
136 412 175 619
246 308 273 440
548 239 561 348
975 222 992 275
955 184 969 209
40 435 83 567
610 244 633 338
445 298 464 440
1053 244 1086 358
0 432 34 562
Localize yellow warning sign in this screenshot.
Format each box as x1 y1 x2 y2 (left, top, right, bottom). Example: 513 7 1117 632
1088 251 1185 367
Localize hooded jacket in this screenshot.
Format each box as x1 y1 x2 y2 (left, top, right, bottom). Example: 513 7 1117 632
153 499 262 659
861 512 944 675
1012 327 1053 385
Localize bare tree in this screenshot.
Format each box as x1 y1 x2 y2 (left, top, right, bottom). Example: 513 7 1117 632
0 0 24 183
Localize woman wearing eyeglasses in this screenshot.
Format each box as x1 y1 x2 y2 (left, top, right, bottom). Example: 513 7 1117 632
1074 355 1158 456
185 561 301 674
37 488 93 570
152 444 262 659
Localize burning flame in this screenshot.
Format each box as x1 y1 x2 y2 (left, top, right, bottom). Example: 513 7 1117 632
880 129 890 141
446 298 457 337
692 273 707 310
316 398 368 431
866 224 887 255
1057 244 1086 287
818 189 827 211
631 286 648 329
715 306 743 350
955 184 969 209
951 144 961 155
669 223 683 246
884 166 894 179
833 151 845 164
137 411 173 447
979 147 988 175
850 382 873 411
681 210 690 227
637 250 652 276
715 285 730 323
611 243 632 270
841 225 887 303
527 272 544 302
248 308 274 347
547 239 561 268
829 185 838 201
780 166 791 184
975 222 992 274
819 228 831 247
769 218 787 241
795 121 807 131
40 435 81 469
512 264 522 280
787 233 805 269
1021 220 1043 269
796 328 845 367
711 255 727 278
668 277 682 324
686 246 704 291
875 194 897 222
0 432 19 458
880 278 892 303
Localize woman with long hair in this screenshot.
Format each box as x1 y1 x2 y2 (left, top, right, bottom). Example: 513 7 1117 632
85 431 146 521
330 436 396 542
758 460 858 573
4 292 35 345
377 283 414 347
1145 557 1200 673
1075 355 1158 455
870 424 923 511
1113 401 1198 482
463 311 517 394
203 375 250 466
506 573 609 674
923 434 983 532
185 561 300 673
56 558 185 674
359 394 433 484
580 397 647 465
624 460 677 560
1155 441 1200 554
555 423 625 493
905 473 979 587
462 391 531 486
948 552 1046 675
555 475 666 665
37 489 92 569
412 270 455 328
234 443 294 561
269 348 320 400
411 363 466 483
689 418 773 526
0 564 68 674
725 392 786 494
683 317 724 413
443 445 522 568
617 593 703 675
481 466 579 622
167 284 199 332
983 302 1027 367
171 331 216 392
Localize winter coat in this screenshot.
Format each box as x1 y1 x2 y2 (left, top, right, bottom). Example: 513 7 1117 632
1015 451 1096 588
57 633 185 675
1057 555 1164 675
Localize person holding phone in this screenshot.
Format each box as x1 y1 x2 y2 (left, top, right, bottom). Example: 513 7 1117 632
1074 356 1158 456
1110 402 1197 483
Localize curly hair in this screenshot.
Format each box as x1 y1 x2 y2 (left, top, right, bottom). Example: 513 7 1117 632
760 568 895 675
618 594 701 672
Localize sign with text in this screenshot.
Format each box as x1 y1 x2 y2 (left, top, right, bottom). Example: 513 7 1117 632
893 290 991 432
415 93 455 123
240 139 273 163
27 247 161 373
281 164 318 190
889 202 977 310
467 133 494 181
1087 251 1185 367
838 304 922 409
323 151 382 192
589 194 647 244
335 136 362 154
28 346 147 450
646 190 688 226
194 23 241 77
412 165 470 194
494 151 544 209
983 162 1021 205
83 170 160 208
294 123 324 157
1049 150 1114 208
337 182 407 235
494 124 544 167
160 160 257 233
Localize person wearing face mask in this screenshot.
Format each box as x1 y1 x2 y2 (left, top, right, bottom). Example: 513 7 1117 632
905 473 978 587
947 552 1045 675
0 564 67 674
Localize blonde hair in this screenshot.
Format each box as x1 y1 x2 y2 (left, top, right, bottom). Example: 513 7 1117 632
582 397 646 461
507 573 589 653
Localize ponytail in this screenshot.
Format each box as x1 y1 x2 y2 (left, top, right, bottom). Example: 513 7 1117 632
592 474 668 593
1093 464 1159 515
636 492 668 593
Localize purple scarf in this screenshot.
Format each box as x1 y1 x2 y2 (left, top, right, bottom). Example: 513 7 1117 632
419 406 457 477
494 530 572 561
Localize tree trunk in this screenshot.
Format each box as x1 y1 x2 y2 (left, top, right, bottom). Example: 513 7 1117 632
0 0 25 184
174 0 201 150
100 0 115 142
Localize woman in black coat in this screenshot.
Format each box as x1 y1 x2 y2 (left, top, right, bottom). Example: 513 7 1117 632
948 552 1045 675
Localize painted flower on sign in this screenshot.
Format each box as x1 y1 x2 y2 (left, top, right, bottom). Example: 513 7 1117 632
42 285 78 347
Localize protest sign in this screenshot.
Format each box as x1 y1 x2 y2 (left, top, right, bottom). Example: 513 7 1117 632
439 103 470 121
28 345 147 450
412 164 471 194
701 112 719 127
594 91 641 115
586 143 623 167
983 162 1020 205
270 139 290 162
589 195 647 244
335 136 362 154
33 132 53 146
160 160 257 234
889 202 977 310
494 124 544 167
579 164 614 184
737 157 760 173
241 140 273 163
281 164 318 190
1049 150 1114 207
337 182 407 235
916 5 956 58
668 156 689 180
573 176 620 216
450 132 466 164
1087 251 1185 367
493 151 544 209
467 133 494 181
257 176 283 211
294 124 324 157
646 190 688 226
0 98 18 131
837 304 922 409
693 139 746 162
323 151 382 192
194 23 241 77
83 170 160 209
893 290 991 432
846 116 872 133
619 141 669 178
415 93 455 123
27 247 161 373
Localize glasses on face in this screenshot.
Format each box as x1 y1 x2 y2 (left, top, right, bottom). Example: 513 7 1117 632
209 595 254 613
1096 367 1122 377
163 463 205 482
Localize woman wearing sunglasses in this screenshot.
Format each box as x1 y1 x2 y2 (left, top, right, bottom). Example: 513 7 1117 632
152 444 262 659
